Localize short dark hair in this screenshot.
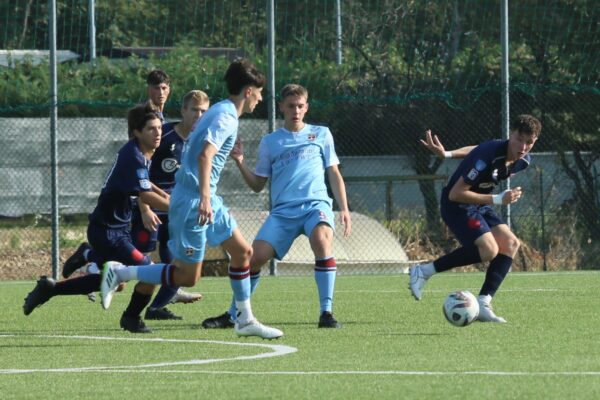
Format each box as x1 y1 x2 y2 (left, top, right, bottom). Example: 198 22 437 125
146 69 170 86
224 59 265 95
511 114 542 138
127 103 160 137
279 84 308 101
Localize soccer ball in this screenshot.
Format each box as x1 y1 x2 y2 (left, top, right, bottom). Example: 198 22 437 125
443 290 479 327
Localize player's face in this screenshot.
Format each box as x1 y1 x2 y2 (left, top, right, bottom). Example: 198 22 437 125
243 86 263 114
147 83 170 109
508 130 538 160
182 100 209 127
135 117 162 152
279 95 308 127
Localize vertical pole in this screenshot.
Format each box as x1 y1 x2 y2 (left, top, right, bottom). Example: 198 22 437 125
500 0 511 226
335 0 343 65
88 0 96 64
267 0 277 276
49 0 59 280
539 168 547 271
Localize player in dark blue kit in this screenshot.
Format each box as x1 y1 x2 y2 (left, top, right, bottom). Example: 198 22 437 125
23 104 169 333
132 90 210 320
409 115 542 323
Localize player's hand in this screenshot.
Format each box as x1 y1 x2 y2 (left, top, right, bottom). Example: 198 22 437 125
419 129 446 159
230 137 244 164
340 210 352 238
141 209 161 231
198 197 213 226
505 187 522 204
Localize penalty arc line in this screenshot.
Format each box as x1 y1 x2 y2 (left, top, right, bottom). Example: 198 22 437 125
0 334 297 374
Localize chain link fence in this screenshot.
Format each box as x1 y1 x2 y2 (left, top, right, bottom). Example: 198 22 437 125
0 1 598 278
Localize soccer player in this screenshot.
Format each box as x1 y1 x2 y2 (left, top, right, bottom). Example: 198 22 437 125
132 90 210 320
145 69 171 122
100 59 283 339
23 104 168 333
409 115 542 323
201 83 352 330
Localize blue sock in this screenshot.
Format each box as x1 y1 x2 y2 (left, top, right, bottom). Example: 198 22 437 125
315 257 337 313
135 263 175 286
148 285 179 310
228 265 251 302
434 245 482 273
480 254 513 297
228 271 261 321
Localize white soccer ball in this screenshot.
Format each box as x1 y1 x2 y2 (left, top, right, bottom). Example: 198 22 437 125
443 290 479 327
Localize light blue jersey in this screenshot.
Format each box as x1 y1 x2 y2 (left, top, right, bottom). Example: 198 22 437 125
175 99 238 195
255 124 339 211
168 99 239 263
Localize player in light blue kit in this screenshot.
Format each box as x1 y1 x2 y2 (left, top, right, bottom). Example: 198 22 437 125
132 90 209 320
100 59 283 339
202 83 352 330
409 115 542 323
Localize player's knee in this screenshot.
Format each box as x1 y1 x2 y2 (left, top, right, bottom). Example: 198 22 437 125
478 243 499 262
503 236 520 257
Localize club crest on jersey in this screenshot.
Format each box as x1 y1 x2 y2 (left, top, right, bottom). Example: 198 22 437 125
307 133 316 141
467 168 479 180
162 158 179 173
139 179 151 189
185 247 194 256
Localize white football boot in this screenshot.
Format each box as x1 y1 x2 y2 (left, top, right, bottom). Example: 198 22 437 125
100 261 125 310
409 263 433 301
235 319 283 340
169 288 203 304
477 295 507 323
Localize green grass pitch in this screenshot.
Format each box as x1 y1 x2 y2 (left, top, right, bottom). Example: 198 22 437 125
2 271 600 399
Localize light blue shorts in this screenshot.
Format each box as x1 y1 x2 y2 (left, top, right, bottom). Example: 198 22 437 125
255 200 334 260
168 189 237 263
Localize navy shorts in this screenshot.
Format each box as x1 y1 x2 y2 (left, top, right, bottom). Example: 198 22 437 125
131 207 170 253
440 201 505 246
87 222 149 266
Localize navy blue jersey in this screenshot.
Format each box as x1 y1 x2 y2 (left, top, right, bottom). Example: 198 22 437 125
442 139 530 203
149 121 185 193
89 139 152 228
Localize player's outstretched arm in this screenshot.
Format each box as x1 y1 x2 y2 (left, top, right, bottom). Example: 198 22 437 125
231 137 268 193
419 129 475 159
327 165 352 238
448 177 523 205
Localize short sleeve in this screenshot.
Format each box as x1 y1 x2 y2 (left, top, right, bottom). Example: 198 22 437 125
254 137 271 177
322 128 340 168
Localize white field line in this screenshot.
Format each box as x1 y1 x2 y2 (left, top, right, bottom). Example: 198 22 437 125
0 334 297 374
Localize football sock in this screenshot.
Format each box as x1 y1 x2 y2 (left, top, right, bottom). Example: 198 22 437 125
315 257 337 313
479 254 513 297
228 271 260 321
119 263 176 286
54 274 101 295
229 266 253 325
123 288 153 317
148 285 179 310
433 245 482 273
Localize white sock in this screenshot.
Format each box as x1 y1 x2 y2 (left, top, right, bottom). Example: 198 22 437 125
478 294 492 305
235 299 254 326
116 265 137 282
421 262 436 278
